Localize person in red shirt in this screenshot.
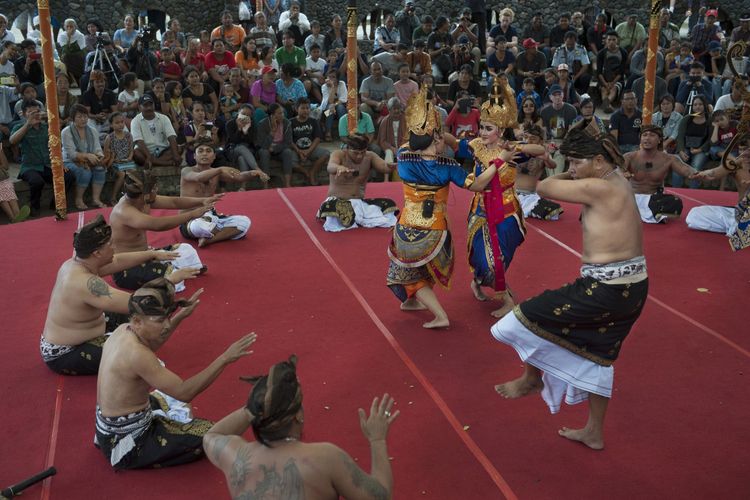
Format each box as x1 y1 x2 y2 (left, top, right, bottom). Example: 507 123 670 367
159 47 182 82
204 38 237 94
182 38 205 74
446 90 480 138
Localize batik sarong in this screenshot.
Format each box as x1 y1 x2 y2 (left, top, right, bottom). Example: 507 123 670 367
317 197 398 232
112 243 202 291
516 189 564 220
635 189 683 224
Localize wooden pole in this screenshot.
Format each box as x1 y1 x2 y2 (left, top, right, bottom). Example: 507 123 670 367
642 0 663 125
346 0 359 135
36 0 66 219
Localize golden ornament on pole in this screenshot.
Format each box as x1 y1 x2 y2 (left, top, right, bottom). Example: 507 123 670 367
37 0 67 219
641 0 662 125
346 0 359 135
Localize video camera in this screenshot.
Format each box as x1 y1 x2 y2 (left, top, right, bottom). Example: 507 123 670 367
95 32 109 47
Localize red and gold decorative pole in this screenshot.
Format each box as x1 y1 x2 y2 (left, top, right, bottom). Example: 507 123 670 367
346 0 359 135
37 0 66 219
642 0 662 125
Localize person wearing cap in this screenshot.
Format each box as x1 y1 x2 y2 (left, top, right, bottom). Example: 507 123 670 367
40 215 181 375
705 40 727 99
615 14 646 61
515 37 547 92
551 30 591 94
540 84 577 173
487 8 518 56
131 93 180 168
395 0 421 47
622 125 697 223
730 13 750 57
451 8 481 75
204 357 399 500
689 8 723 59
596 32 628 113
448 34 476 82
251 65 279 123
95 278 257 469
554 63 581 107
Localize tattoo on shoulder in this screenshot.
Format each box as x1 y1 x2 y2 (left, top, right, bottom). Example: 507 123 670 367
232 457 306 500
342 451 387 500
208 435 231 463
87 276 112 298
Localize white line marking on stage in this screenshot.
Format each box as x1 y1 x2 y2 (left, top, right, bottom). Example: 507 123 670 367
277 189 518 500
42 211 86 499
665 189 707 205
525 221 750 360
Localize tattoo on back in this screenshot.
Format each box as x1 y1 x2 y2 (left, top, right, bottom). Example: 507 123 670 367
342 452 387 500
87 276 112 298
231 453 306 500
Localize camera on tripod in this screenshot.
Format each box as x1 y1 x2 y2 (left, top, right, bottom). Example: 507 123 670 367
95 32 109 47
139 26 156 45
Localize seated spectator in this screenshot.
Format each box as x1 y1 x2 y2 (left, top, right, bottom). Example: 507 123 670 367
117 72 140 126
378 97 408 166
184 101 220 166
0 39 16 77
615 14 646 60
162 18 187 51
131 94 180 168
205 38 237 94
448 35 476 82
705 41 726 100
80 70 118 140
675 95 711 187
235 36 260 84
220 81 241 123
304 20 326 56
555 64 580 107
487 8 519 56
396 1 421 47
227 67 252 104
548 13 571 53
325 14 347 55
652 94 683 153
255 103 296 187
359 61 395 123
516 95 545 139
0 141 28 222
338 109 381 156
719 53 749 96
540 84 578 172
15 39 44 93
226 103 264 189
427 16 453 83
279 1 311 48
393 63 419 106
451 8 481 75
146 78 174 122
258 45 279 74
666 41 695 91
569 12 591 49
515 77 541 109
608 89 643 154
715 77 748 120
290 98 329 185
276 62 307 117
61 104 107 209
632 74 668 110
182 38 205 74
596 32 628 113
658 8 681 49
125 37 158 85
0 15 15 44
372 42 409 79
251 66 278 122
158 47 182 82
675 62 714 114
445 91 480 139
211 10 247 51
83 19 106 53
55 73 78 129
251 11 276 53
708 109 738 161
689 9 722 61
57 18 86 85
166 81 186 130
303 43 325 102
275 30 306 76
446 64 480 109
515 37 547 92
522 13 551 57
319 69 347 141
113 14 138 53
182 65 219 120
160 30 182 57
198 30 212 56
101 112 135 204
486 36 515 88
551 30 591 94
571 96 607 134
587 14 608 56
406 39 431 80
374 14 400 55
10 100 75 216
420 73 449 111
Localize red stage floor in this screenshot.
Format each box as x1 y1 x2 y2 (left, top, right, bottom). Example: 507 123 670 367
0 184 748 499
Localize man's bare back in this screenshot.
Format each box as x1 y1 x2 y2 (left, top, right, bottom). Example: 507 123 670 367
327 149 375 199
44 261 109 346
110 200 151 252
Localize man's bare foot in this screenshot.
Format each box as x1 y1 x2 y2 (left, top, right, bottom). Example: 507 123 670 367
75 202 88 210
423 317 449 329
490 294 516 318
198 237 211 247
471 280 488 301
558 427 604 450
494 376 543 398
400 298 426 311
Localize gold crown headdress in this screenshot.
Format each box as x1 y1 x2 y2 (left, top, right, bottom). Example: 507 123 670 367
480 78 518 130
406 85 441 137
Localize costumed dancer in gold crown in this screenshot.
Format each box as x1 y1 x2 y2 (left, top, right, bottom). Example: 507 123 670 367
386 86 515 329
456 79 546 319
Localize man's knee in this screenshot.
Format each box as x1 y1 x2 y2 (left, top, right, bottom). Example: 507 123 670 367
226 215 251 238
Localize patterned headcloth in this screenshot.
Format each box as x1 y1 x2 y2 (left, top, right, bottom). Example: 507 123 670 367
73 214 112 258
560 118 624 167
242 355 303 447
640 124 664 140
124 168 156 198
128 278 189 317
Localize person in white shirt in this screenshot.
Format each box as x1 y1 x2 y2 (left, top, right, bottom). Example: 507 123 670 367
303 20 326 56
131 94 180 167
304 43 326 103
0 14 16 44
278 2 310 47
57 19 86 50
319 70 347 141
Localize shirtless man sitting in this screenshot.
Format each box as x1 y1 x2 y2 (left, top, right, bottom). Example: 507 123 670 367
491 121 649 450
95 278 257 469
515 124 564 221
686 139 750 251
180 140 267 247
109 169 216 290
203 356 399 499
317 134 397 232
41 215 180 375
622 125 697 223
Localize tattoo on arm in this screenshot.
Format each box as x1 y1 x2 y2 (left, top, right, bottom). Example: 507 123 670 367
229 446 253 489
342 452 387 500
87 276 112 298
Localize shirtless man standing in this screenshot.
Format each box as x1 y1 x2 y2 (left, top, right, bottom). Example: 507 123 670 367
686 139 750 251
109 168 216 290
622 125 697 223
41 215 180 375
491 121 649 450
95 278 257 469
203 356 399 499
180 140 267 246
317 134 397 232
515 124 563 220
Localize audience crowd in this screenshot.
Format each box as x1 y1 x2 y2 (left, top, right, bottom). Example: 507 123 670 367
0 4 749 220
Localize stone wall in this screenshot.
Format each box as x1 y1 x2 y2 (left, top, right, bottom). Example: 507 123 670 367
0 0 746 42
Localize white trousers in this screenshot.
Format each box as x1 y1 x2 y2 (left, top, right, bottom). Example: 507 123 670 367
322 198 398 232
685 205 737 235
